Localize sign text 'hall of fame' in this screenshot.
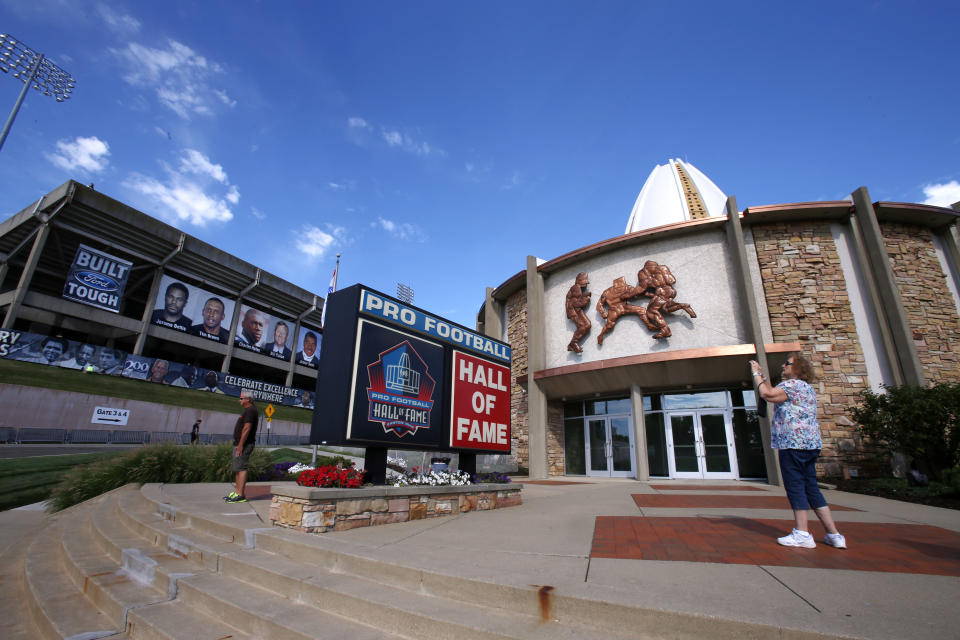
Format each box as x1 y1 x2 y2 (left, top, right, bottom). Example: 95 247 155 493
450 351 510 450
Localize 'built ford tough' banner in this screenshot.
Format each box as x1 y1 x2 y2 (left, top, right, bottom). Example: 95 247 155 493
311 285 511 454
62 244 132 313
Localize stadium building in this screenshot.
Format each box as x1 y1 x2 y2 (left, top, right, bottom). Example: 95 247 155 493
0 180 324 411
478 160 960 484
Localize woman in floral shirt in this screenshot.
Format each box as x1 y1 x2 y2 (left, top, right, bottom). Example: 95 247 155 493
749 353 847 550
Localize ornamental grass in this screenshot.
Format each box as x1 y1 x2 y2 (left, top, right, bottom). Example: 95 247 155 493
47 443 272 512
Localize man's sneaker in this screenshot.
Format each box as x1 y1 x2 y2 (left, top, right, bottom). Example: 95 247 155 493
224 494 247 503
222 491 238 501
777 529 816 548
824 532 847 549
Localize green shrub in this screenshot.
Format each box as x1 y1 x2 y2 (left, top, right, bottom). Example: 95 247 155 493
849 383 960 479
941 467 960 494
47 443 271 512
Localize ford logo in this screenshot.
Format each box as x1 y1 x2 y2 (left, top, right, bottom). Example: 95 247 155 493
75 271 119 291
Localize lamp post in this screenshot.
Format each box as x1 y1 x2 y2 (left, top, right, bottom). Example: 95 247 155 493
0 34 75 152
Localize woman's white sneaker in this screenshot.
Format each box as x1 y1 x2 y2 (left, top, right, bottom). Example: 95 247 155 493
824 532 847 549
777 529 816 548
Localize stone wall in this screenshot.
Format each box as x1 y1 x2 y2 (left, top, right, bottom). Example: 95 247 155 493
270 484 522 534
882 223 960 384
546 400 564 475
506 288 529 470
752 222 871 475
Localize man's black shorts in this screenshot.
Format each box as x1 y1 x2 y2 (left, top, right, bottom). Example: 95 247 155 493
232 443 255 472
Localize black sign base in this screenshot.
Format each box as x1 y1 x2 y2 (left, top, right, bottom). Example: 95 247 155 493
364 446 388 485
459 453 477 477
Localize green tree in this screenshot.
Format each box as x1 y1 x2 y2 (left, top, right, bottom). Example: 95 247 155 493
849 383 960 479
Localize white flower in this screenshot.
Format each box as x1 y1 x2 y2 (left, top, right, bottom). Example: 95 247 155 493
288 463 315 474
391 469 473 487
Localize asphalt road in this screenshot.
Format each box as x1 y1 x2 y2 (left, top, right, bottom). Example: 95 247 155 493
0 445 139 459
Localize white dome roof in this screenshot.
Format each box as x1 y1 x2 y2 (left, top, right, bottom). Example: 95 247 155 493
625 159 728 234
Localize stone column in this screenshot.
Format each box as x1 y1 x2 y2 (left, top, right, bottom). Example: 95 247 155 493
525 255 549 479
725 195 781 486
482 287 504 339
630 384 649 481
850 187 925 387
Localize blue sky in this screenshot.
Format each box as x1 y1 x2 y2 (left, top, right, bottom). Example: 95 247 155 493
1 1 958 329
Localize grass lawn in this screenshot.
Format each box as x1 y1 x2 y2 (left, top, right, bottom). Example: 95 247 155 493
0 450 128 512
0 358 312 424
0 447 334 512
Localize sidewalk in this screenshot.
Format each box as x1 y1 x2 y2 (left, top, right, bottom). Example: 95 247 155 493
150 477 960 640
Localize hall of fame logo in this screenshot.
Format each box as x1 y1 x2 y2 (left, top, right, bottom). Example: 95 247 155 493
366 341 436 437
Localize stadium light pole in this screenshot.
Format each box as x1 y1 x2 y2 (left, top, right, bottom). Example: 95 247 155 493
0 34 75 152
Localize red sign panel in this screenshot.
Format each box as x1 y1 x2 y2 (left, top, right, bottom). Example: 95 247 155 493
449 351 511 451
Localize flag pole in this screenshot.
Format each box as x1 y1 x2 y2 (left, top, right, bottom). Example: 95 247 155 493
312 253 341 468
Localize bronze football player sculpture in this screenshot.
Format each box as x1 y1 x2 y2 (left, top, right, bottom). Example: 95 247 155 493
636 260 696 339
596 276 647 344
566 272 592 353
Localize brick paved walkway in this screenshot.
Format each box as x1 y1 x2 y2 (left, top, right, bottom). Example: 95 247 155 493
591 516 960 576
649 484 766 491
633 494 860 510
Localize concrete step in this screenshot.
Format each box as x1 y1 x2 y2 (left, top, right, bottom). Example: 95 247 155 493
88 487 200 596
177 572 403 640
252 526 550 620
59 505 171 628
124 599 250 640
115 488 246 572
23 522 120 639
0 526 43 639
217 546 592 640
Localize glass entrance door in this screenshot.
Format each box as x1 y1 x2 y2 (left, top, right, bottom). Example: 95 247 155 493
586 416 634 477
665 411 737 479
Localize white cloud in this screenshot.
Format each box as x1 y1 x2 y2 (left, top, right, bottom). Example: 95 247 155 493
373 216 426 242
922 181 960 207
295 224 347 260
125 173 233 226
96 3 140 35
123 149 239 226
380 128 445 157
348 117 370 129
111 40 233 119
179 149 228 184
251 207 266 220
46 136 110 173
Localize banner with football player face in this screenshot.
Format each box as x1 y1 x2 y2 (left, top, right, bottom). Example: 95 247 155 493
0 331 314 409
294 326 321 368
233 305 293 361
151 275 235 344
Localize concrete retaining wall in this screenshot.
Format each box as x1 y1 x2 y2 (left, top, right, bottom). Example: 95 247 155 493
271 483 522 533
0 384 310 439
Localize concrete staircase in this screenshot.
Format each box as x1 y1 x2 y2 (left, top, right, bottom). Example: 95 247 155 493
4 484 658 640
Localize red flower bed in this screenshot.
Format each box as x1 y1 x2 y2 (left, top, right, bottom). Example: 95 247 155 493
296 464 364 489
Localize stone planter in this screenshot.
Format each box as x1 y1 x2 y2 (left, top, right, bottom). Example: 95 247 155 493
270 483 522 534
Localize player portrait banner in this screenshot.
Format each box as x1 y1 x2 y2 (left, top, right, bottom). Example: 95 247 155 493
0 331 314 410
62 244 132 314
234 304 294 361
294 325 322 368
151 274 236 343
